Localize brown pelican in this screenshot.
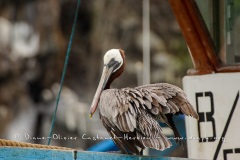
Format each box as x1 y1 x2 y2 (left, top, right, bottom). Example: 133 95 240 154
89 49 199 155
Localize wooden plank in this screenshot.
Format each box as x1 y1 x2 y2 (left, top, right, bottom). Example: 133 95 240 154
76 151 188 160
0 147 193 160
0 147 74 160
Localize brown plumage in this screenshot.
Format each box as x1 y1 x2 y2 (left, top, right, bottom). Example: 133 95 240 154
89 49 199 155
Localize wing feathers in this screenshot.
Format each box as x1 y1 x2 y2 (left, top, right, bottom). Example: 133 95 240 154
136 83 198 118
126 111 136 129
151 105 159 115
144 99 152 109
99 83 198 154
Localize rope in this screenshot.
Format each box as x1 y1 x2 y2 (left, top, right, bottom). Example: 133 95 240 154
0 139 73 150
47 0 81 145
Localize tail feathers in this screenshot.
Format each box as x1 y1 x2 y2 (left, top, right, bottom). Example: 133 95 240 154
101 116 140 155
172 129 183 145
136 132 172 151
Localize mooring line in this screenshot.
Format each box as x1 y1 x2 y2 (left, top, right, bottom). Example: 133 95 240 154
47 0 81 145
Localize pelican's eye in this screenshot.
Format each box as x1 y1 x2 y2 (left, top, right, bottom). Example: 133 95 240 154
107 58 121 72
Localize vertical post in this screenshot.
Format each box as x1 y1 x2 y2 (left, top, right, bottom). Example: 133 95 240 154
142 0 150 155
168 0 219 75
143 0 150 85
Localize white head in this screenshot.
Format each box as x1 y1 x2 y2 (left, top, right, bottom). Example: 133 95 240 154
103 49 124 73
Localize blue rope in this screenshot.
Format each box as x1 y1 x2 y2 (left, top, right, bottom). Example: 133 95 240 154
47 0 81 145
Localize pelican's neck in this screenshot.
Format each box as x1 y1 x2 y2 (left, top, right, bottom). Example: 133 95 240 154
105 82 111 90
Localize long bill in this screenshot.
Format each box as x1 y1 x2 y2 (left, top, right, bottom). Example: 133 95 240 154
89 66 113 118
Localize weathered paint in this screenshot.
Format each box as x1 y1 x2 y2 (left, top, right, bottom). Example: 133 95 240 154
0 147 193 160
0 147 73 160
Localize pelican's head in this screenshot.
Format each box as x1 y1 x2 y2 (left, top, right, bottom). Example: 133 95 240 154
89 49 125 118
103 49 125 73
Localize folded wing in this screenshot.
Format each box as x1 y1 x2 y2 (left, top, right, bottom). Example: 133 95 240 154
99 83 198 154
